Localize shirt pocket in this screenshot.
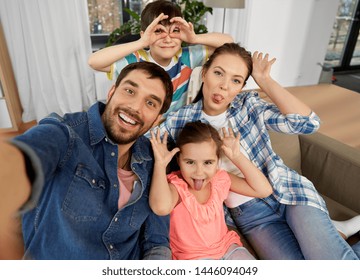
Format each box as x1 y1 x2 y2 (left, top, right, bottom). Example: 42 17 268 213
62 164 106 222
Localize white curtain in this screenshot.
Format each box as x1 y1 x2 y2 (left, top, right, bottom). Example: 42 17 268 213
205 5 249 46
0 0 96 122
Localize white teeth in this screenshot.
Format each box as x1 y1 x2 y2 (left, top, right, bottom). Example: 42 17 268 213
119 113 136 125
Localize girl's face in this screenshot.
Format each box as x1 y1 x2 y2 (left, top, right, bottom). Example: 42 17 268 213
202 53 249 116
177 140 219 192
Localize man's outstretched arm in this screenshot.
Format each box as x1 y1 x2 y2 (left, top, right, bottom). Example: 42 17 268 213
0 141 31 259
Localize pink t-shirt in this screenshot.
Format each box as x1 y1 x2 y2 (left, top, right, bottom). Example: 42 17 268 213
168 169 242 260
117 168 136 209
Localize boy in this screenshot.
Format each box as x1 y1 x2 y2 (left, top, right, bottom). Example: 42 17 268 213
88 0 233 117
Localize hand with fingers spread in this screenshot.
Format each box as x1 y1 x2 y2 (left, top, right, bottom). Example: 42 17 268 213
169 17 196 44
140 13 170 47
251 51 276 85
150 129 180 168
221 127 242 161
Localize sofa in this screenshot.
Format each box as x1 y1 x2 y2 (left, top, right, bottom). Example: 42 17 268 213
233 130 360 258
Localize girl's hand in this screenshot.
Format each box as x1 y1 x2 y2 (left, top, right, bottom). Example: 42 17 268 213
140 13 169 47
150 129 179 168
251 51 276 85
169 17 196 43
221 127 242 160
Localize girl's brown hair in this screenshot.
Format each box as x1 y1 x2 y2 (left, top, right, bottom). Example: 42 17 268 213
176 121 222 158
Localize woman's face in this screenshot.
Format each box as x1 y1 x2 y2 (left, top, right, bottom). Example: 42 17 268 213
201 53 249 116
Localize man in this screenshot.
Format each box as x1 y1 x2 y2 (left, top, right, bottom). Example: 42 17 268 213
0 61 173 260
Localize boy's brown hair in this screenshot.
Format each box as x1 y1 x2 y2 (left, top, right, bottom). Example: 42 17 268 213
140 0 182 31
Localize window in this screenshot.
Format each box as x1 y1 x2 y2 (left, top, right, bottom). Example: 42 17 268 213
324 0 360 71
87 0 152 51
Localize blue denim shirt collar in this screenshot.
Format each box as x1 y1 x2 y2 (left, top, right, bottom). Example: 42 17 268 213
87 102 108 146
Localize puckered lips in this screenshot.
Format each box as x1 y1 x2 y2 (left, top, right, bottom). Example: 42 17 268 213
193 178 205 191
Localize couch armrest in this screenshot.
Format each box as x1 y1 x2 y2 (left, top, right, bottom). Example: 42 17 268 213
299 133 360 214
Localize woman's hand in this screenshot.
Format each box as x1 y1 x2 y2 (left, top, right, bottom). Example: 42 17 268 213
150 129 179 168
221 127 242 161
251 51 276 86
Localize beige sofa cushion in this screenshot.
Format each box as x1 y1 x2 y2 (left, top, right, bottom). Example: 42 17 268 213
300 133 360 214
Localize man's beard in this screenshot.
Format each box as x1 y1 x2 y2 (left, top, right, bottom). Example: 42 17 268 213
102 105 148 145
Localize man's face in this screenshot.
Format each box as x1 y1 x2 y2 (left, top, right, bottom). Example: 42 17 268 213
102 69 165 145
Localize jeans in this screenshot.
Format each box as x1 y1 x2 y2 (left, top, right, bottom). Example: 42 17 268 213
228 195 359 260
221 244 256 260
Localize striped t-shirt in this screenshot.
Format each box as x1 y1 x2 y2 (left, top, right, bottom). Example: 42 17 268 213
108 45 209 117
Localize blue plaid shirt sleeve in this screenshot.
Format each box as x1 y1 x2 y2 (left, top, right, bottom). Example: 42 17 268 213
254 95 321 134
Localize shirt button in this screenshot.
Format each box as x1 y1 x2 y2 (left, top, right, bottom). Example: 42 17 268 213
105 138 108 142
114 217 118 222
111 152 115 157
92 179 96 184
113 183 117 188
109 244 114 250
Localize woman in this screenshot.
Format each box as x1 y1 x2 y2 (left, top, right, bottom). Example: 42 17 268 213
154 42 360 259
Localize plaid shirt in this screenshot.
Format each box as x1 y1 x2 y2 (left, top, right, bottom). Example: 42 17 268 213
156 90 327 212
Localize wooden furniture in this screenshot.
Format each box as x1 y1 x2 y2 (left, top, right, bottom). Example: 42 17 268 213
0 22 23 133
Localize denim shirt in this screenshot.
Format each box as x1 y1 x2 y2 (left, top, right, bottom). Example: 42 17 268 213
12 102 170 260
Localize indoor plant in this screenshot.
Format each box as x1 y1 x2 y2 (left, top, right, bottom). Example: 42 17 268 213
106 0 212 47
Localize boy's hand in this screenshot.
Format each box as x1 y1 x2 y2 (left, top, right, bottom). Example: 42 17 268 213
221 127 242 160
140 13 169 47
150 129 179 168
169 17 196 43
251 51 276 84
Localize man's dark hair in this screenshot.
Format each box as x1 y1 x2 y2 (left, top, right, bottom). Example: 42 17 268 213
115 61 173 114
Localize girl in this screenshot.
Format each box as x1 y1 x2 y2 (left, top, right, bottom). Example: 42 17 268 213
149 121 272 260
153 42 360 259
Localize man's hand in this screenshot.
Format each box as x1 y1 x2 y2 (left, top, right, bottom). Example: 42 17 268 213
0 141 30 259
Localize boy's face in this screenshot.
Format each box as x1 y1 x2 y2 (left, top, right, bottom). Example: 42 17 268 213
148 24 182 67
102 69 165 145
